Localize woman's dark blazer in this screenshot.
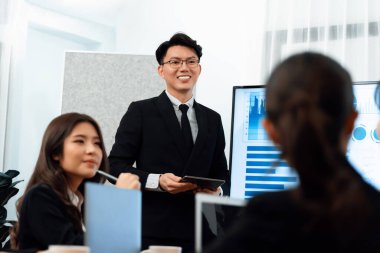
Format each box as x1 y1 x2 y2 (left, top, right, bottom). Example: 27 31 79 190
17 184 83 250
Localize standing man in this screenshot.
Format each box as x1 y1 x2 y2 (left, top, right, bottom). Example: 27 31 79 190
108 33 229 252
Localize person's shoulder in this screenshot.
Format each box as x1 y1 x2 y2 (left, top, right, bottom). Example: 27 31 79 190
246 190 295 215
24 183 59 203
194 101 221 117
133 96 159 105
127 94 162 109
362 180 380 209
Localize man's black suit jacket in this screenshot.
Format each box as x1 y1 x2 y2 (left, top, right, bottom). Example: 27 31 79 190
109 91 229 241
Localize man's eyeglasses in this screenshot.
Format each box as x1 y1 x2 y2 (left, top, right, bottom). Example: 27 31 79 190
162 58 200 69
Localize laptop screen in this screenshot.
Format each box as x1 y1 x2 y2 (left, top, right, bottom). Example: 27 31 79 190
195 194 246 253
85 182 142 253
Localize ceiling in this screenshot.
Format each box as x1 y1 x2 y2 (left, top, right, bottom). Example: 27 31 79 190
25 0 129 26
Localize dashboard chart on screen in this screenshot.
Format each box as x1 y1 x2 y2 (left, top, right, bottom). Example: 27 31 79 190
229 86 298 200
229 82 380 200
348 81 380 189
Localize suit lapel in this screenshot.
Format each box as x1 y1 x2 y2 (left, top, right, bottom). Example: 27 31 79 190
156 91 188 160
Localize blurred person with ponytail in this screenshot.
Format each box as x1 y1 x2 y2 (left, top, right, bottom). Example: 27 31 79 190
204 53 380 253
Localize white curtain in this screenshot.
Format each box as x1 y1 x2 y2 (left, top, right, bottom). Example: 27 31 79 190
261 0 380 82
0 0 15 171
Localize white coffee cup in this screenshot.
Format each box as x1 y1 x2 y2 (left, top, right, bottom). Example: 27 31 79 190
47 245 90 253
141 245 182 253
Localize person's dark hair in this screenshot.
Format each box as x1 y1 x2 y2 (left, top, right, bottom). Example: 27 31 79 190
11 113 108 248
375 83 380 110
265 52 369 236
155 32 202 64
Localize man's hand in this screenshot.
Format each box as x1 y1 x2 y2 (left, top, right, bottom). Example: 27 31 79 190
159 173 197 194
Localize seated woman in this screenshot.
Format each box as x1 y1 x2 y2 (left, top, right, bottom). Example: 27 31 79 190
11 113 140 252
204 53 380 252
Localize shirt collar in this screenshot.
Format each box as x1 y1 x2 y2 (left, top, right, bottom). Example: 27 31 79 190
68 188 84 210
165 90 194 109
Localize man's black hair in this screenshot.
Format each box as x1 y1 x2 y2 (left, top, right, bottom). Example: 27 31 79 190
155 33 202 64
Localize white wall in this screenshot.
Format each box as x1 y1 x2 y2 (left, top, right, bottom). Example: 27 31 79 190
3 0 267 219
115 0 267 160
3 1 116 219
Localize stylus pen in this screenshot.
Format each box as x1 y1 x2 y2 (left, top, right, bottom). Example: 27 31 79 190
96 170 118 182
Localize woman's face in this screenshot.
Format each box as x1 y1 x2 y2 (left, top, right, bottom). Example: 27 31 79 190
56 122 103 188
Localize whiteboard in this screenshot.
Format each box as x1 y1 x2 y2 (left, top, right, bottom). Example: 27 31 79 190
62 52 164 153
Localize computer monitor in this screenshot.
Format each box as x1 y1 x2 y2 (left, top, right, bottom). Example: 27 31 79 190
229 82 380 200
195 193 246 253
348 81 380 188
229 85 298 200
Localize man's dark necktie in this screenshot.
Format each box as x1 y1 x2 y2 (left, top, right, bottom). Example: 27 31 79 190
179 104 194 160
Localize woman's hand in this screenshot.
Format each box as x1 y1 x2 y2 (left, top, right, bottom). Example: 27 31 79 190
116 173 141 190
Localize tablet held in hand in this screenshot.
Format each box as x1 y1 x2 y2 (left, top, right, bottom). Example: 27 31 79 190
180 175 225 189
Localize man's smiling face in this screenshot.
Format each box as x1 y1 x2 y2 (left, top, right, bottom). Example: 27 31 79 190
158 45 201 99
